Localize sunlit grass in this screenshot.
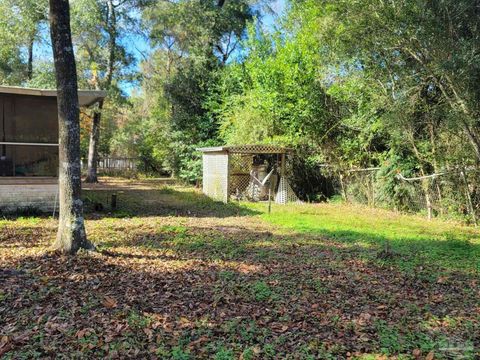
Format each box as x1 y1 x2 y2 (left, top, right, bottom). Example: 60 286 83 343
244 202 480 273
1 182 479 358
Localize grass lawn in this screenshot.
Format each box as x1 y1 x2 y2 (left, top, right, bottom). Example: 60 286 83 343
1 178 479 359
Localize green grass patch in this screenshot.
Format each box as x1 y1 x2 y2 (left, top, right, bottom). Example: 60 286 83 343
244 202 480 273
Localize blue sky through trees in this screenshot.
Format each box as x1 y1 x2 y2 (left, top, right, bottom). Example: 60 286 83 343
31 0 286 95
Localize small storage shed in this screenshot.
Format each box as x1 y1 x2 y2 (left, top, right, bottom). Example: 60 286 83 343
0 86 106 213
197 144 299 204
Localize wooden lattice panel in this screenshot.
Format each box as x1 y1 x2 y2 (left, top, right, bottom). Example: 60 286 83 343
228 153 253 196
275 176 300 204
226 145 291 154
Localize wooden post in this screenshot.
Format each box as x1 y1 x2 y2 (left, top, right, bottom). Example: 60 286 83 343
371 171 375 207
268 188 272 214
339 173 348 202
111 193 117 210
268 180 273 214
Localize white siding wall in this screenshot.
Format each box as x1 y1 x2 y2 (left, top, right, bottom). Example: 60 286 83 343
202 152 229 203
0 184 57 212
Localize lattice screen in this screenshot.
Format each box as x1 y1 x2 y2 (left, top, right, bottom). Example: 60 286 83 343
275 176 300 204
200 146 301 204
228 153 254 197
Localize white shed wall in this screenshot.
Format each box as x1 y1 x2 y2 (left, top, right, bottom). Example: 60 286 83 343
202 152 229 203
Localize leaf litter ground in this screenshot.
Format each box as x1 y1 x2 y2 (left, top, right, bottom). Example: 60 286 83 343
1 178 479 359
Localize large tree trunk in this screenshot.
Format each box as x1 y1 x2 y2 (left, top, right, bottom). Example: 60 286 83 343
49 0 94 254
85 0 116 183
85 100 103 183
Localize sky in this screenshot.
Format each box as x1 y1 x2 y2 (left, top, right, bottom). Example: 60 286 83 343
262 0 287 30
33 0 287 95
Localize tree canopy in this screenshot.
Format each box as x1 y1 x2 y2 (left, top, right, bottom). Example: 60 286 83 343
2 0 480 217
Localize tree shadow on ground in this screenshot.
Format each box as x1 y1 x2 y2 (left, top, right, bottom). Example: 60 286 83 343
2 185 480 358
2 220 479 358
92 220 480 275
82 187 260 219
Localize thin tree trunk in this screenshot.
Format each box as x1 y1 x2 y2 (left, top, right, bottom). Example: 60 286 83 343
49 0 93 254
407 129 433 219
461 170 477 226
85 0 116 183
27 36 34 80
85 100 103 183
404 46 480 161
428 121 444 216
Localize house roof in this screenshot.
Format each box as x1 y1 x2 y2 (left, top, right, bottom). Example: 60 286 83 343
197 144 292 154
0 85 106 107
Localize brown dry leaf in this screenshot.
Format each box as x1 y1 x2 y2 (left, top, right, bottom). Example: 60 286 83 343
102 295 117 309
436 276 447 284
188 335 208 349
358 312 372 326
412 348 421 357
0 336 9 349
425 351 435 360
0 341 12 357
76 329 89 339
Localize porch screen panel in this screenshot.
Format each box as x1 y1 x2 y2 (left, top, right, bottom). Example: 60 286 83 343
8 95 58 143
2 145 58 176
0 94 58 177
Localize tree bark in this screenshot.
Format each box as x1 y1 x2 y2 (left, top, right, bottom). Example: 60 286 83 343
27 36 34 80
407 129 433 220
85 0 116 183
49 0 93 254
85 100 103 183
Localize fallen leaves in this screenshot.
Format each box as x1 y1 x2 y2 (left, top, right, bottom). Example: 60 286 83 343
412 348 421 357
101 295 118 309
357 312 372 326
0 336 12 357
75 328 90 339
0 182 478 358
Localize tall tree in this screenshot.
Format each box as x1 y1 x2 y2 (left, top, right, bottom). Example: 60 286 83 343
21 0 49 80
0 0 48 84
135 0 264 179
49 0 93 254
72 0 138 183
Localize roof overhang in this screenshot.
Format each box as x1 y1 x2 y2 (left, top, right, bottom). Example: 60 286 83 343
0 85 107 107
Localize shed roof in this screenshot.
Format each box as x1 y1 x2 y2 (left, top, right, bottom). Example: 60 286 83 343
197 144 292 154
0 85 106 107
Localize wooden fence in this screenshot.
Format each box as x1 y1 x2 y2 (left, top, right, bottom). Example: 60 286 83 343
82 157 138 173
